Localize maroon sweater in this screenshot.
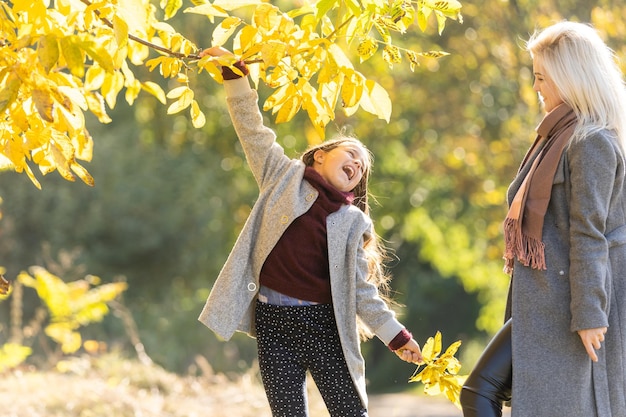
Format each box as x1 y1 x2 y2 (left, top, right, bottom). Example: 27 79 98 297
260 167 353 303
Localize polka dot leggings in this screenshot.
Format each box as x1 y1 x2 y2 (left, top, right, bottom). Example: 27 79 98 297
255 300 368 417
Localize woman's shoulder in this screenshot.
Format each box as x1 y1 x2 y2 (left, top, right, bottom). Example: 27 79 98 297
568 128 623 158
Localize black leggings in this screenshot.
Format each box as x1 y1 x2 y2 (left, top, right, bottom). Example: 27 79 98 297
460 319 513 417
255 301 367 417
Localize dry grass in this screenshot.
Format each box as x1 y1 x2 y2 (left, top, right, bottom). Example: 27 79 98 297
0 353 487 417
0 353 329 417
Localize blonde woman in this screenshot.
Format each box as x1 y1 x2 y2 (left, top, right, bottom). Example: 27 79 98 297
461 21 626 417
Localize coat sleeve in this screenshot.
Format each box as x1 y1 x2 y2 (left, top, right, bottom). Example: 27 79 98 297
567 132 618 331
223 77 292 189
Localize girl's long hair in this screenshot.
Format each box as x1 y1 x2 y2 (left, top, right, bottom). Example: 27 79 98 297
301 137 395 339
527 21 626 149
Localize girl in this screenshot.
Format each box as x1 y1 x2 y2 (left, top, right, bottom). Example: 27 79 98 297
198 47 423 417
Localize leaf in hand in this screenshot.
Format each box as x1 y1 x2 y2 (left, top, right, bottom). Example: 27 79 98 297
409 331 467 409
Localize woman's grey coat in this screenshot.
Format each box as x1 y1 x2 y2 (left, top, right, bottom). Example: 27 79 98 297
198 77 405 408
506 129 626 416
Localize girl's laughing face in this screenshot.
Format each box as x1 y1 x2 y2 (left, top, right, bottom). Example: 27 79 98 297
313 144 368 192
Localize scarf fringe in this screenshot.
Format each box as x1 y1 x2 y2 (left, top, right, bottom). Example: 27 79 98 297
503 217 547 274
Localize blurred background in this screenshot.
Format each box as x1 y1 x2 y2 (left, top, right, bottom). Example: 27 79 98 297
1 0 625 396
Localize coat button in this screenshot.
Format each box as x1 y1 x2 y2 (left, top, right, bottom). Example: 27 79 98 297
559 270 565 276
247 283 257 291
280 215 289 224
306 193 315 202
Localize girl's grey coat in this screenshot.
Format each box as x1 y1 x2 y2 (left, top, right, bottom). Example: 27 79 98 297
506 130 626 416
198 78 404 408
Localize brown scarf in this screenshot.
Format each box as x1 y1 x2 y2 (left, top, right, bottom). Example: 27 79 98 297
503 103 577 275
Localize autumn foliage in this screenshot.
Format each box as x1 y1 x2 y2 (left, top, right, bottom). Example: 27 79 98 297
0 0 461 188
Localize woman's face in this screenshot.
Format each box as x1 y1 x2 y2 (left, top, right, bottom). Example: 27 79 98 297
312 144 367 192
532 55 564 113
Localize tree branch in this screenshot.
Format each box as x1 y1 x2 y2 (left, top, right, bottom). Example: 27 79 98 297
78 0 201 60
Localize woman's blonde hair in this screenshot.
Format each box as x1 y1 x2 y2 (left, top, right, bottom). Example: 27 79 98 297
527 21 626 149
301 137 395 339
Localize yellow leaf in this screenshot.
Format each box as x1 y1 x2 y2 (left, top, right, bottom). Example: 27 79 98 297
327 43 354 69
213 0 263 11
102 71 124 108
236 25 259 53
212 16 242 46
356 37 377 63
71 162 95 186
45 323 82 354
71 129 94 162
78 40 115 73
48 135 75 181
57 86 88 111
190 100 206 128
275 95 301 124
60 37 84 78
113 15 129 48
37 34 59 74
406 50 420 72
382 44 402 68
0 343 32 372
340 69 364 109
166 86 188 99
374 21 391 44
33 88 55 123
167 88 194 114
125 79 142 105
263 83 291 112
85 92 112 123
417 6 430 32
435 11 447 35
161 0 183 20
183 3 229 23
252 3 282 30
359 79 391 122
261 41 287 68
141 81 166 104
420 50 450 59
24 164 42 189
84 65 106 91
0 72 21 114
425 0 463 19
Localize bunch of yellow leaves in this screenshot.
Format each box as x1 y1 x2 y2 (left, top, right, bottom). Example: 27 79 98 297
409 331 467 408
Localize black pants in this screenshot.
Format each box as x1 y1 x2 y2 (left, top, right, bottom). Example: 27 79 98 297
460 319 513 417
255 301 367 417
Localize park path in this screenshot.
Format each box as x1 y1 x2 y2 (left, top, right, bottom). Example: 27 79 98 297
369 393 512 417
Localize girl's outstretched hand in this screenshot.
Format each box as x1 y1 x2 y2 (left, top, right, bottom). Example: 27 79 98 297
395 338 423 364
198 46 232 59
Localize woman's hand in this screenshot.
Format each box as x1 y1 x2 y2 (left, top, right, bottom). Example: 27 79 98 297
395 338 423 364
577 327 607 362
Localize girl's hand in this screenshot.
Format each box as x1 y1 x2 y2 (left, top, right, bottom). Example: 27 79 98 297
198 46 232 59
577 327 607 362
395 338 423 364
